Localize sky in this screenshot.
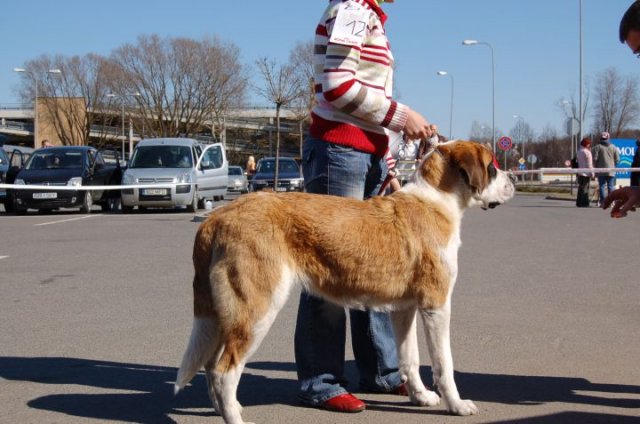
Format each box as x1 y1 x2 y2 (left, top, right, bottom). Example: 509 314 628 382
1 0 637 140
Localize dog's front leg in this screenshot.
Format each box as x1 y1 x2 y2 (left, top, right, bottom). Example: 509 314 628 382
420 305 478 416
390 308 440 407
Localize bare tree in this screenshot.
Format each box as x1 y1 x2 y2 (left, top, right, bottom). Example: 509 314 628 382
591 67 640 136
16 54 115 146
109 35 248 139
288 40 316 153
255 56 305 185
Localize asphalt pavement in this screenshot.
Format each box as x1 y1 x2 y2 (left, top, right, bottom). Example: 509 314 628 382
0 194 638 424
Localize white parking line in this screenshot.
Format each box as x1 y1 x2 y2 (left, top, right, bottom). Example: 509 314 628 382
35 215 101 227
0 256 8 260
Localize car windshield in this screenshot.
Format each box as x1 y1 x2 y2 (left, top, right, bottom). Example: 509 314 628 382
25 151 83 170
256 159 299 174
129 145 193 169
228 167 243 176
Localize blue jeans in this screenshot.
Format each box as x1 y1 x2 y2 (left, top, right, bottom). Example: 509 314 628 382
294 137 402 405
597 176 615 203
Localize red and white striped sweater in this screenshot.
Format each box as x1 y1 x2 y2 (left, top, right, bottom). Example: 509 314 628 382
310 0 409 157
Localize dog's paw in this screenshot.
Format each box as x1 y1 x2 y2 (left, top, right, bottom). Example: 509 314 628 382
447 399 478 416
410 389 440 407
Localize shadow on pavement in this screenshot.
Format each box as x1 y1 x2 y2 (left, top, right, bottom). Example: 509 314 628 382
0 357 637 423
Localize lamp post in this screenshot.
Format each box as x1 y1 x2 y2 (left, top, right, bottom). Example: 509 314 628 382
14 67 62 147
107 92 140 160
462 39 495 152
436 71 454 139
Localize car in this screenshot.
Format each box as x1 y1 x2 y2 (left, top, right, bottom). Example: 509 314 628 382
120 138 228 213
12 146 122 214
227 165 248 194
250 157 303 192
1 145 35 212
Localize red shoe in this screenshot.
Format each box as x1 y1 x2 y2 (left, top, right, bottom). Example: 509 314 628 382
321 393 366 413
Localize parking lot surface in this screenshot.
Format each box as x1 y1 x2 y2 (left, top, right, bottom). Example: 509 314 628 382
0 194 638 423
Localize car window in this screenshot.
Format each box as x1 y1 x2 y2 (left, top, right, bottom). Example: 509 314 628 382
25 151 84 170
201 145 223 169
129 145 193 168
228 167 243 176
256 159 299 174
0 150 8 165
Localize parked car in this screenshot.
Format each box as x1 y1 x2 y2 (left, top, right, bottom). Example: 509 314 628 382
250 157 303 192
227 165 249 194
1 145 35 212
120 138 228 212
12 146 123 214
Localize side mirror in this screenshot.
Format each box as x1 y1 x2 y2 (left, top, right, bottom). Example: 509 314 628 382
200 159 211 169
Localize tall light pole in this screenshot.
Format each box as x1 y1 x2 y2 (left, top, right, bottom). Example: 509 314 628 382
436 71 454 139
107 92 140 159
462 39 495 152
579 0 584 144
14 67 62 147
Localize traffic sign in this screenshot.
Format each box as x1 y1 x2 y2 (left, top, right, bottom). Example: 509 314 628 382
498 136 512 151
518 158 525 164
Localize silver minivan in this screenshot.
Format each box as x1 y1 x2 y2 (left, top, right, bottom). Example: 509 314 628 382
121 138 228 212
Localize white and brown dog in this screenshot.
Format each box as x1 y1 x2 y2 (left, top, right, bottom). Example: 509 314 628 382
175 140 515 424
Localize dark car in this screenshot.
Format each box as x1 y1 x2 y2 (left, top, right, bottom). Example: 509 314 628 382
12 146 122 214
250 157 303 192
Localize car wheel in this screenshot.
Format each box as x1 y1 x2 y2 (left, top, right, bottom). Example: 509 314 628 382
187 193 198 213
80 191 93 214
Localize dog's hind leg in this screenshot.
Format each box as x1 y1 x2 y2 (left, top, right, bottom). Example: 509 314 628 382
420 305 478 416
390 308 440 407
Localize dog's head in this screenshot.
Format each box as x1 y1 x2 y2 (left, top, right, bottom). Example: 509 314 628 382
416 140 515 210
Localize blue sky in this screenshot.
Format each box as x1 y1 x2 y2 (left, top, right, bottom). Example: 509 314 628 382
1 1 637 139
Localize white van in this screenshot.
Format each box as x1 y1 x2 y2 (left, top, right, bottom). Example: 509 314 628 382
120 138 228 212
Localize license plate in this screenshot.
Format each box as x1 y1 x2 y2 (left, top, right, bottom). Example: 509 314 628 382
33 192 57 199
275 187 287 192
141 188 168 196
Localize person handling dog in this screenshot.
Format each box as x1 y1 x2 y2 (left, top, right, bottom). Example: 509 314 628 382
295 0 434 413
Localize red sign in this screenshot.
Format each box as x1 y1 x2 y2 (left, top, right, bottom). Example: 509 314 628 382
498 136 512 151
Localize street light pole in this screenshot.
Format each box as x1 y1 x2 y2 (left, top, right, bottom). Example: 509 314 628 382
107 93 140 160
14 67 62 147
436 71 454 139
462 39 495 152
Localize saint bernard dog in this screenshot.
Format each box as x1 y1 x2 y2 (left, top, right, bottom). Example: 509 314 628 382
175 140 516 424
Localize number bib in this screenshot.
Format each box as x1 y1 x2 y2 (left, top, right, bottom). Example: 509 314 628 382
329 2 369 47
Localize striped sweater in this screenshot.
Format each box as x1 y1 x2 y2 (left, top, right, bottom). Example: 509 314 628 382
310 0 409 157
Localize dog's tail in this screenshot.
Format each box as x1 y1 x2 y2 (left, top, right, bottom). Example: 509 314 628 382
174 316 223 394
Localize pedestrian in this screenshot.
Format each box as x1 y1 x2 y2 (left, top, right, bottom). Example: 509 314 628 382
630 139 640 186
42 139 52 148
576 137 595 207
246 155 256 178
591 132 620 207
295 0 434 414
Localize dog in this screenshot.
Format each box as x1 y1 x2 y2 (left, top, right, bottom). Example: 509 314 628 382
175 140 515 424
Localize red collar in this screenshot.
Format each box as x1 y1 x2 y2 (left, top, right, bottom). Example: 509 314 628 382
362 0 388 25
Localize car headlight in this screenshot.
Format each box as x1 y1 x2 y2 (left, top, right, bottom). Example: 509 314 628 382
14 178 25 185
67 177 83 187
122 173 135 185
290 178 303 187
177 172 193 184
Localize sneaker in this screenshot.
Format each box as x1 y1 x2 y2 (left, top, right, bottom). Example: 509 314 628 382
320 393 366 413
388 383 409 396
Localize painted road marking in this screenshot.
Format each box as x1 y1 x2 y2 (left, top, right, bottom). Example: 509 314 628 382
35 215 101 227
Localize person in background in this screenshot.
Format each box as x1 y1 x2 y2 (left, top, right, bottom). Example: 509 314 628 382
246 155 256 178
591 132 620 207
576 137 594 208
295 0 434 414
42 139 52 148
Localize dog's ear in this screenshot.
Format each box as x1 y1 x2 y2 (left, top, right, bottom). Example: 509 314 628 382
453 144 491 194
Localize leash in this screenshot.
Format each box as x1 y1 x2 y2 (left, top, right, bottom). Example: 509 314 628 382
378 137 440 196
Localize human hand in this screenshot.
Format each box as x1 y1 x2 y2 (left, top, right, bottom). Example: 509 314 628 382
601 186 640 218
403 109 433 140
